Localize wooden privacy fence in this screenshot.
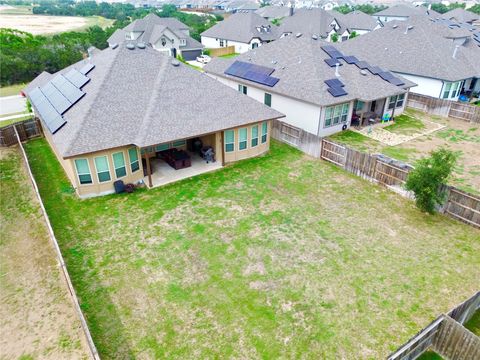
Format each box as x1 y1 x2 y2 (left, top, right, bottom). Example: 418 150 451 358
320 138 480 228
407 93 480 123
388 291 480 360
208 45 235 57
0 118 41 146
271 120 322 158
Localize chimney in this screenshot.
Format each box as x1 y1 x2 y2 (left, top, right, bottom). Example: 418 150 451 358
335 62 340 77
452 44 460 59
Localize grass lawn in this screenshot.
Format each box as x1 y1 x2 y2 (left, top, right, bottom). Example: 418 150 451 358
0 83 27 97
384 113 425 135
464 310 480 336
218 53 240 58
24 138 480 359
417 351 443 360
0 147 88 359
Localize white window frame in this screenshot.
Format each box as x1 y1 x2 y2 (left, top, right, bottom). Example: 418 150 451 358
238 84 247 95
261 121 268 144
224 130 235 152
74 158 93 186
112 151 127 179
324 103 349 128
251 125 259 147
94 155 112 183
238 127 248 151
442 81 462 99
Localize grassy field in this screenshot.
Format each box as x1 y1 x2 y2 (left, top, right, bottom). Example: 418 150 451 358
23 138 480 358
329 111 480 194
464 310 480 336
0 147 88 359
218 53 240 58
0 83 27 97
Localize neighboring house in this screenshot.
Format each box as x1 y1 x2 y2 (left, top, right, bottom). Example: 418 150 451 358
225 0 260 12
336 16 480 99
107 13 203 60
332 10 383 40
278 8 342 41
201 12 279 53
23 44 283 198
442 8 480 26
204 35 415 145
255 5 294 21
373 4 439 23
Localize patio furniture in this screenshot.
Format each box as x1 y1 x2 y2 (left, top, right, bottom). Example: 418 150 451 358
160 148 192 170
201 146 215 163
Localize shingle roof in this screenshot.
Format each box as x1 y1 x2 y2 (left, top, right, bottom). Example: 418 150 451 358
109 14 202 50
443 8 480 24
334 10 381 31
278 8 338 38
336 16 480 82
374 4 439 18
25 45 283 157
201 12 279 43
204 35 415 107
255 5 293 19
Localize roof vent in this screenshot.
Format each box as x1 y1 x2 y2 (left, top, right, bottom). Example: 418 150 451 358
171 59 180 67
360 70 368 76
404 25 414 34
110 43 119 49
126 43 135 50
137 42 146 49
296 33 302 38
312 34 318 40
392 24 398 29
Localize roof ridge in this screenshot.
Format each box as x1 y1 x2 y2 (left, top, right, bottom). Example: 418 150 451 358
134 55 169 146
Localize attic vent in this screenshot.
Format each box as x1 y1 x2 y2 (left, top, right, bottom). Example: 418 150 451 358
392 24 398 29
296 33 302 38
312 34 318 40
137 42 146 49
171 59 180 67
360 70 368 76
126 43 135 50
110 43 119 49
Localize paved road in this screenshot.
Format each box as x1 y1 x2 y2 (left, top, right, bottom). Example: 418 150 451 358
0 95 27 116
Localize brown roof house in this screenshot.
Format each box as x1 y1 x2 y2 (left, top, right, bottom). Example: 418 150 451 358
24 43 284 198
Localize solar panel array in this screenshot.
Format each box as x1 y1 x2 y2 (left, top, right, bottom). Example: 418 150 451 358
29 66 92 134
328 87 348 97
224 61 280 87
324 58 343 67
324 78 344 88
80 63 95 75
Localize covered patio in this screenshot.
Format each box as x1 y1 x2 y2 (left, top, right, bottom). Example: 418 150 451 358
350 94 406 128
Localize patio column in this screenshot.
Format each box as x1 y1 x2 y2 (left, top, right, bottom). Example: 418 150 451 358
220 131 225 167
145 154 153 188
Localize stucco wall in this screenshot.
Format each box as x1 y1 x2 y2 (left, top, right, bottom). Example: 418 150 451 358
397 73 444 98
201 36 261 53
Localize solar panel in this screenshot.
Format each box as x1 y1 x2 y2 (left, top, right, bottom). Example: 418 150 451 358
51 74 84 104
342 55 359 64
388 77 405 86
378 71 395 81
29 87 44 104
325 78 344 88
79 63 95 75
29 89 66 134
367 66 383 75
64 69 90 88
224 61 279 87
324 58 342 67
355 61 370 69
321 45 343 59
41 82 71 114
327 86 348 97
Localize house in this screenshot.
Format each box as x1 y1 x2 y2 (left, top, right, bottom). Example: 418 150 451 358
442 8 480 26
336 16 480 99
332 10 383 40
107 13 203 60
278 8 342 41
201 12 279 53
225 0 260 13
373 4 439 23
23 43 283 198
204 35 415 146
255 5 294 21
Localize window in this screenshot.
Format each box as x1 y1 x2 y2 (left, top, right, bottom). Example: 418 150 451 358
112 152 127 178
261 121 268 143
224 130 234 152
239 128 247 150
388 94 406 109
264 93 272 107
156 143 170 152
94 156 111 183
281 124 300 139
251 125 258 147
74 159 92 185
388 96 397 110
172 139 186 147
442 81 462 99
252 42 258 49
161 37 166 46
219 39 224 47
354 100 364 111
396 93 405 108
238 84 247 95
180 38 186 46
324 103 349 128
128 147 139 173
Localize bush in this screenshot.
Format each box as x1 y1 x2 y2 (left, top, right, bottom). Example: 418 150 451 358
331 33 339 43
405 149 457 214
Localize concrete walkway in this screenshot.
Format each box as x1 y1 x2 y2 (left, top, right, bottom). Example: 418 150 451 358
0 95 27 116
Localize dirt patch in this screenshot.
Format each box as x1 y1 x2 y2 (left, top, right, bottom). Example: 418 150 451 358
0 147 89 359
0 14 89 34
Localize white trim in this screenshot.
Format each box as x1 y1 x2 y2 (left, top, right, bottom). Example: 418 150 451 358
224 129 235 152
93 155 112 183
74 158 93 186
238 127 248 151
128 147 140 173
251 124 259 148
112 151 127 179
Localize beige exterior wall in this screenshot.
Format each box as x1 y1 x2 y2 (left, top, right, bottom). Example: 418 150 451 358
69 146 144 198
223 120 270 163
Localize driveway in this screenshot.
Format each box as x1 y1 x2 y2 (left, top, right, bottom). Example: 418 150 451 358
0 95 27 116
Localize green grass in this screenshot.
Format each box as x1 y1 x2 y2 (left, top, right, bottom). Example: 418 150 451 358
218 53 239 58
0 83 26 97
0 5 32 15
328 130 380 152
417 351 443 360
384 114 425 135
0 115 33 127
23 138 480 359
463 310 480 336
381 147 418 163
435 128 480 143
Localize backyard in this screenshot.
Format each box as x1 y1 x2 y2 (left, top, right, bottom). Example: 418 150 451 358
330 109 480 194
23 138 480 359
0 147 88 359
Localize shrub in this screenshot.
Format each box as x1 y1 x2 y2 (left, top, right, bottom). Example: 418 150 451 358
405 149 457 214
331 33 339 43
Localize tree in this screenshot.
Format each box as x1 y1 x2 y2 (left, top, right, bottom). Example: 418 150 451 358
333 5 352 14
470 4 480 14
349 31 357 39
405 149 457 214
330 33 339 43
